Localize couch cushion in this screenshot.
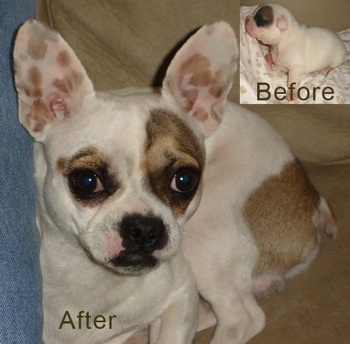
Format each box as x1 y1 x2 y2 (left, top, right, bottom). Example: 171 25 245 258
37 0 238 100
37 0 350 165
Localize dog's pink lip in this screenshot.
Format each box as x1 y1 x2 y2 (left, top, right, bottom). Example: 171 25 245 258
105 233 124 258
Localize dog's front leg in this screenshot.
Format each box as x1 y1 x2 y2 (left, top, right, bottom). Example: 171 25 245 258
150 286 199 344
286 67 304 102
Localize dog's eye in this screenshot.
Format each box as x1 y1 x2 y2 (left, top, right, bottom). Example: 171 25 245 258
170 168 199 193
71 170 105 195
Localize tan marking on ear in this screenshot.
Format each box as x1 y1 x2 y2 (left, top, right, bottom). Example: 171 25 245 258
193 107 209 122
57 50 71 68
145 109 205 218
53 71 83 95
209 69 225 98
180 53 212 87
209 85 223 98
27 66 43 98
30 99 54 132
53 77 72 94
182 90 198 111
179 53 213 110
27 38 48 60
243 159 320 275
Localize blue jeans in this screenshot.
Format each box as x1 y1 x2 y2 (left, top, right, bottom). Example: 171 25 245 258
0 1 43 343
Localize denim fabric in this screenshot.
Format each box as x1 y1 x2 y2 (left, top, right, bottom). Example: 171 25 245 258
0 1 43 343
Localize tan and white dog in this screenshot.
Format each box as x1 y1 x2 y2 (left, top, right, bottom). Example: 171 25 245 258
14 20 337 344
245 3 346 100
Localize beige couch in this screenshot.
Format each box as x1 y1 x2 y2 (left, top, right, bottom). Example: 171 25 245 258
38 1 350 343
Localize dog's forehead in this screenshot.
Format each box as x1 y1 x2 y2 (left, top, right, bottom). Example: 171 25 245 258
49 95 204 176
47 95 153 156
254 5 274 27
145 108 204 160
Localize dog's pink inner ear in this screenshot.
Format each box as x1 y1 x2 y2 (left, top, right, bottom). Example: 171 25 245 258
277 16 289 30
177 53 229 128
162 22 238 137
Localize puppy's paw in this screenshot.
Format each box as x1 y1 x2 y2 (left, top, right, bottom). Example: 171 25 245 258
265 53 274 68
320 66 332 76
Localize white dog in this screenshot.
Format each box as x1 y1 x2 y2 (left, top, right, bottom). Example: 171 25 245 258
14 20 337 344
245 3 346 100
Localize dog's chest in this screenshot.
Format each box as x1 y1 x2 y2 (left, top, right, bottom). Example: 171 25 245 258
41 243 183 341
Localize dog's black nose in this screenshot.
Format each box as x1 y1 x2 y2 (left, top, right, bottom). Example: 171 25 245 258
120 214 168 253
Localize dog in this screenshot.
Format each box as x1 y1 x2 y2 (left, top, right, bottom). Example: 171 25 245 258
14 19 337 344
14 20 212 344
245 3 346 101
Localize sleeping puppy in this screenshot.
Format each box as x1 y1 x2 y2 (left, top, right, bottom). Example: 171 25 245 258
14 19 337 344
245 3 346 101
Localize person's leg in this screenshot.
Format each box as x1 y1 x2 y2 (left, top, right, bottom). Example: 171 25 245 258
0 1 43 343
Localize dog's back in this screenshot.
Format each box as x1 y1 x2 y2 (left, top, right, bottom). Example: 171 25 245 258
184 102 337 337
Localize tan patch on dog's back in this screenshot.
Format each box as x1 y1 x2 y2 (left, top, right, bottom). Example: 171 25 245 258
243 159 320 275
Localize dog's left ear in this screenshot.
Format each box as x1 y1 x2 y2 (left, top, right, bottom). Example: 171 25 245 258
277 16 289 30
161 22 238 137
13 20 95 141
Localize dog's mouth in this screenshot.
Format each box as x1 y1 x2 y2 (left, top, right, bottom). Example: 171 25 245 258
109 250 159 273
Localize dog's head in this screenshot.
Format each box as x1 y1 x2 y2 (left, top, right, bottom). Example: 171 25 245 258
14 20 238 274
245 3 295 45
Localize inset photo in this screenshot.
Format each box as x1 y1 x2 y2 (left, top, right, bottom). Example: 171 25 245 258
240 0 350 104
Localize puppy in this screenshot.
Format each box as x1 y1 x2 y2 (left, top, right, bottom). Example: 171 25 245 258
245 3 346 100
14 19 337 344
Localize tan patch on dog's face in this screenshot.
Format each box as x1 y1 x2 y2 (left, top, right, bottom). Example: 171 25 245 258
243 159 320 275
145 109 205 218
57 147 120 207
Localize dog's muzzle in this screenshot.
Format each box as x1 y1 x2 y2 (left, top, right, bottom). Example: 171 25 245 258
110 214 168 272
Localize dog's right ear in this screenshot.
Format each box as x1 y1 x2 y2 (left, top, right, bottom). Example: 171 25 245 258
13 20 95 141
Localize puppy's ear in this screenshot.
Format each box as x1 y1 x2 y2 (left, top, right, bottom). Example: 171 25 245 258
277 16 289 30
13 20 95 141
161 22 238 137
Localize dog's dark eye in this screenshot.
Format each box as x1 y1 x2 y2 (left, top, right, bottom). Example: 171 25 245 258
170 168 199 193
71 170 105 195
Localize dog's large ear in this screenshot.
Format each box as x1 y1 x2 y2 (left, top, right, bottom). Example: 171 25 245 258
161 22 238 137
13 20 95 141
